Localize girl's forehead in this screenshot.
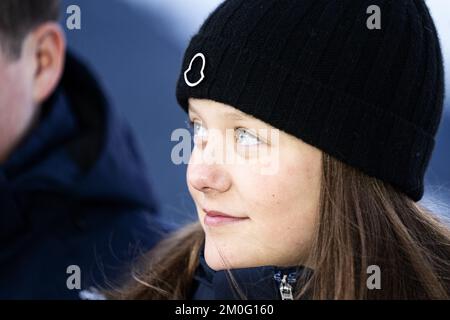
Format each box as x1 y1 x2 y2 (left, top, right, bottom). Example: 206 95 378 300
188 98 257 121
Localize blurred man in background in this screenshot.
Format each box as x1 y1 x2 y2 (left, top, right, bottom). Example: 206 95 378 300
0 0 165 299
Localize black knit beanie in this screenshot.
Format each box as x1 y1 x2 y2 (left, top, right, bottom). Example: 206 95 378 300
176 0 445 202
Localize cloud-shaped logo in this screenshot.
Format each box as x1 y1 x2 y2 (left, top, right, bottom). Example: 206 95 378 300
184 52 206 87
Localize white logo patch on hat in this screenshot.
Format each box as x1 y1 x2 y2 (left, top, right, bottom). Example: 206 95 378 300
184 52 206 87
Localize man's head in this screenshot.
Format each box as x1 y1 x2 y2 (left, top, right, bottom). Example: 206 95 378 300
0 0 65 163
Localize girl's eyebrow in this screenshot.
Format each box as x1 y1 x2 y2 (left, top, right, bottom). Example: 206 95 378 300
187 104 201 117
222 111 246 121
189 104 254 122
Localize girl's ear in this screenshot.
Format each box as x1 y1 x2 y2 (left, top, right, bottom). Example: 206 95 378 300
28 22 66 105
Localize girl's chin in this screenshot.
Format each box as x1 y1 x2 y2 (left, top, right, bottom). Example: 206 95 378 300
203 244 262 271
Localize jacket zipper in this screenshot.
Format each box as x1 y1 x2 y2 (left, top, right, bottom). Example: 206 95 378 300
274 271 297 300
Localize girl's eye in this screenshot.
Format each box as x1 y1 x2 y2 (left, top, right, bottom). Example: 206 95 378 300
186 119 262 146
235 128 262 146
186 119 207 139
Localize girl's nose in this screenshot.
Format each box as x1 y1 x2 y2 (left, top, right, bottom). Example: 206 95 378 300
187 163 231 195
188 128 232 194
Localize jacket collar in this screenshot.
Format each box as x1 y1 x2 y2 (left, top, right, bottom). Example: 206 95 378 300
191 241 312 300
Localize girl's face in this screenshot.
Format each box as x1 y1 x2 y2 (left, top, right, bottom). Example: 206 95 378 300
186 98 322 270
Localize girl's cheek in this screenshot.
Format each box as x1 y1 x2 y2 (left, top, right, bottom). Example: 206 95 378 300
237 171 285 209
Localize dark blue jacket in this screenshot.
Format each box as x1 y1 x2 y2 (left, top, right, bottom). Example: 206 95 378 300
0 53 167 299
190 242 312 300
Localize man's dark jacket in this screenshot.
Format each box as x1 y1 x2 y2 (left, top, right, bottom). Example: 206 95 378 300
0 53 166 299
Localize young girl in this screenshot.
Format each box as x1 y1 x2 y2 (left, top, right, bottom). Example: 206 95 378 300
111 0 450 299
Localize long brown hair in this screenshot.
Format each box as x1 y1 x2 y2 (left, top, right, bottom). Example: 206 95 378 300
107 152 450 299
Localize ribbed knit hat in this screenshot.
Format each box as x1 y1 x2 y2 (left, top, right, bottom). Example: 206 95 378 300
176 0 445 202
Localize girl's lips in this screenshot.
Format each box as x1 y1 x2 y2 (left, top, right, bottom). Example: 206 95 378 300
203 209 249 227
